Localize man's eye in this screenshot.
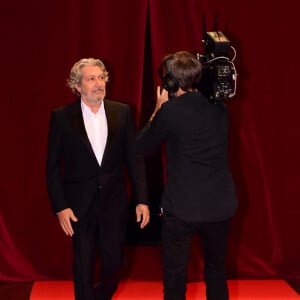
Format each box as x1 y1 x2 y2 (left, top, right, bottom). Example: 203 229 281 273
88 77 94 81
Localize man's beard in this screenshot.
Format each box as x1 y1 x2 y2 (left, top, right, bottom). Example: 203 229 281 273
87 91 105 104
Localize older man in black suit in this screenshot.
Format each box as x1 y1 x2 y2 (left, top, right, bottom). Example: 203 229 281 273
46 58 150 300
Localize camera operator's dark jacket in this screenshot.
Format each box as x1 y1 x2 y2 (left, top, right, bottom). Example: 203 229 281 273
137 92 237 222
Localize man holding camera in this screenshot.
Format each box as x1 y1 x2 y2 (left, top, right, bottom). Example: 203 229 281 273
137 51 237 300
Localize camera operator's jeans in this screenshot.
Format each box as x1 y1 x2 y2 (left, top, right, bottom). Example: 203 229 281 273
161 213 230 300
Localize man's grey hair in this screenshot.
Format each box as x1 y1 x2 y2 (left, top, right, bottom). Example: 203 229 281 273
67 58 109 95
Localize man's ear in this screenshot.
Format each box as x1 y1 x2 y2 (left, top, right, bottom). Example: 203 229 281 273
174 87 185 97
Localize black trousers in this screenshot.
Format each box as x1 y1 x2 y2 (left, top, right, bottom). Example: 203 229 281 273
162 213 230 300
71 191 126 300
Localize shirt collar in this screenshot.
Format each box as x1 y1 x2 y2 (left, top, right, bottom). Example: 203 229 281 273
81 99 105 117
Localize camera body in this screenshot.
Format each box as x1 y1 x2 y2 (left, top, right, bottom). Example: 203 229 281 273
197 31 237 103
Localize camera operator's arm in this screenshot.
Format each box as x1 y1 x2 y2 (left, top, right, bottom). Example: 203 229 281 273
137 86 169 156
149 86 169 122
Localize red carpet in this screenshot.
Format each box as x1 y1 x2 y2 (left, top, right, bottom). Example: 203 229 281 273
30 279 299 299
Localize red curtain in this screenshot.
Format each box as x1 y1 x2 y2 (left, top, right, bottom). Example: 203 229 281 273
0 0 298 282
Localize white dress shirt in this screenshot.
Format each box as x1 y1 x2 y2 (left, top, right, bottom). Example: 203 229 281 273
81 100 108 166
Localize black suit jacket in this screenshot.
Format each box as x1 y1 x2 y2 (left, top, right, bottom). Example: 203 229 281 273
137 92 237 223
46 98 148 221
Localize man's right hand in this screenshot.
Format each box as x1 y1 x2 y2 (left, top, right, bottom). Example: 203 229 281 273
56 208 78 236
149 86 169 122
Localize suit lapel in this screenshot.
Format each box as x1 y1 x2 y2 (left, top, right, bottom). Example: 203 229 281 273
101 100 117 164
68 99 97 161
68 99 118 167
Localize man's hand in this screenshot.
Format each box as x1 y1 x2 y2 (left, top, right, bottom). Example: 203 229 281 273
136 204 150 229
149 86 169 121
56 208 78 236
156 86 169 109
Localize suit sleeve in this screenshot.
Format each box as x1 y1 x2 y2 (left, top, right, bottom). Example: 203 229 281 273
46 111 68 214
124 106 149 205
136 105 169 156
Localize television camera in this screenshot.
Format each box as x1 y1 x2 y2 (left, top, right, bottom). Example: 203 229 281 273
197 31 238 102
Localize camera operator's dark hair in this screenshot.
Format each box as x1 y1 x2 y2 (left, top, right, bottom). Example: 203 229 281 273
160 51 202 92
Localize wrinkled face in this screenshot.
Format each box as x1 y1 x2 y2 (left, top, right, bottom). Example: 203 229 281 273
76 65 107 106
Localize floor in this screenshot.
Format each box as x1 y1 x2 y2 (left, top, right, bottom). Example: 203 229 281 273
1 245 300 299
0 279 299 300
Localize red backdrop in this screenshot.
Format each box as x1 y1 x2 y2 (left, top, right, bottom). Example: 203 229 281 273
0 0 298 282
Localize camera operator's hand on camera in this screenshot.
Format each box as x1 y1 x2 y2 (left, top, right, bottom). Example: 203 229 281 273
150 86 169 121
